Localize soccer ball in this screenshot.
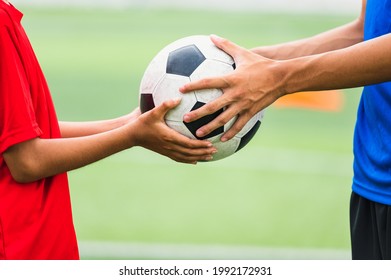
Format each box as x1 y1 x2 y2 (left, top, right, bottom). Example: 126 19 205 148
139 35 264 161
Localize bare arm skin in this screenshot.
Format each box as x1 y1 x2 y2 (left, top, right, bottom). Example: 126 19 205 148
58 109 139 138
252 0 366 59
180 1 383 142
3 99 216 183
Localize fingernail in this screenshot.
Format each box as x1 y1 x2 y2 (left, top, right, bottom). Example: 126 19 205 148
205 156 213 161
221 136 227 142
211 34 223 40
196 130 205 137
183 116 190 123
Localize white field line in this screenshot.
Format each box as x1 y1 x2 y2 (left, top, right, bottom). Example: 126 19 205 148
78 241 350 260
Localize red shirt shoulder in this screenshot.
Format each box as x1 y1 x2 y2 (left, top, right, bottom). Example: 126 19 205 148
0 2 22 27
0 8 9 23
0 4 79 260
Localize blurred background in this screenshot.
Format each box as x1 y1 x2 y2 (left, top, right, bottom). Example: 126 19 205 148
11 0 360 14
11 0 362 259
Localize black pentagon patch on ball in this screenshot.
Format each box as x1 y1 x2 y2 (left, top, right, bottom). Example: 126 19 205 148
167 45 206 77
236 120 261 152
140 93 155 113
184 101 224 140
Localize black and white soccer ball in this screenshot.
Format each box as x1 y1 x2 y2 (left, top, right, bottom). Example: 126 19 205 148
139 35 264 161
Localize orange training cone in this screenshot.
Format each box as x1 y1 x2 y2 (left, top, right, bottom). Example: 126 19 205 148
273 90 344 112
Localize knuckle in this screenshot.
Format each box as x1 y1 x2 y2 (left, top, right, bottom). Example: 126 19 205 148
241 100 253 110
161 100 172 109
199 78 213 88
187 141 200 149
162 137 173 147
206 102 220 113
220 76 231 88
200 78 210 85
228 74 242 86
216 117 227 127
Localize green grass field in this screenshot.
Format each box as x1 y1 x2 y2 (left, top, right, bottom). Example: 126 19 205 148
21 7 361 259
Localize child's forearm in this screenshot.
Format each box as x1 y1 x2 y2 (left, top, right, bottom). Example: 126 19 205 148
59 108 140 138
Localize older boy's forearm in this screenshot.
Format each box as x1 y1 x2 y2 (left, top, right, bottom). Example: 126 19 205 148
279 33 391 94
252 18 364 60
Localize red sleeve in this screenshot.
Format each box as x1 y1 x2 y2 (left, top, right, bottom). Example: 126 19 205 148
0 26 42 154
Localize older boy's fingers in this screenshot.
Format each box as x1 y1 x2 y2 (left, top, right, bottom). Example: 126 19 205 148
220 114 252 142
183 93 230 124
192 106 239 139
179 76 229 93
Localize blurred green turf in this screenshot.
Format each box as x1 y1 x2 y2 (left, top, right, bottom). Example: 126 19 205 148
21 7 361 254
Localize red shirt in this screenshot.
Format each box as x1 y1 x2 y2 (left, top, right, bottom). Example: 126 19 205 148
0 3 79 259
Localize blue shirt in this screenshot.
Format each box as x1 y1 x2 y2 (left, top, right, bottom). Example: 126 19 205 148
352 0 391 205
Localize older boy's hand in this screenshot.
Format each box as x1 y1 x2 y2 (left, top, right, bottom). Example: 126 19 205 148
180 35 283 142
